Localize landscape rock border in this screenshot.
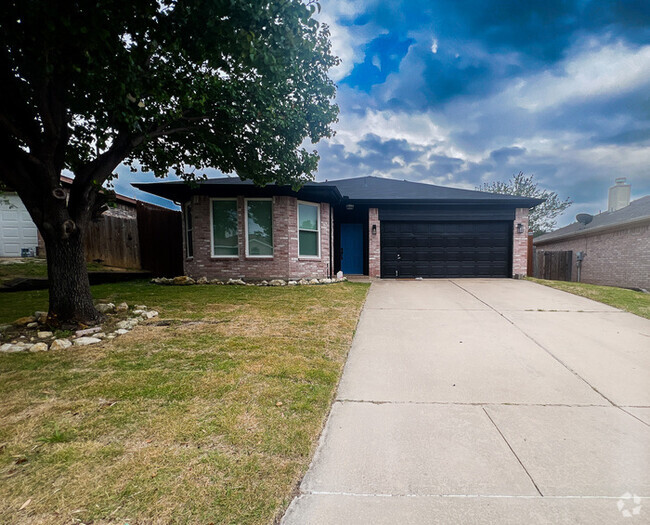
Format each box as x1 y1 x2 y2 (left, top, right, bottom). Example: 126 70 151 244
0 303 158 355
151 276 347 287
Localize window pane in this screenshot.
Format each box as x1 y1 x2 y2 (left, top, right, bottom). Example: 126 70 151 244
299 230 318 257
212 200 238 256
299 203 318 231
247 200 273 256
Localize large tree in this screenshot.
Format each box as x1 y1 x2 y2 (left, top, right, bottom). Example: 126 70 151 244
0 0 339 324
478 172 572 236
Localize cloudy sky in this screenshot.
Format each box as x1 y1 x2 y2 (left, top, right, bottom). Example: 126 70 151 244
119 0 650 227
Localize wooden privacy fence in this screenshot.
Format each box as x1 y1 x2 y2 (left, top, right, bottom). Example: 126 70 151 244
137 202 183 277
85 214 140 268
533 250 573 281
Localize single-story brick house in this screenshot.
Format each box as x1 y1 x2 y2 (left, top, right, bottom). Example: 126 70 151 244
134 176 542 280
534 180 650 290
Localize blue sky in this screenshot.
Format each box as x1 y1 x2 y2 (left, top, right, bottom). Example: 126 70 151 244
119 0 650 227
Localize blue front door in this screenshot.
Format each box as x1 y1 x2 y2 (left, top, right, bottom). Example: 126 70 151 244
341 223 363 274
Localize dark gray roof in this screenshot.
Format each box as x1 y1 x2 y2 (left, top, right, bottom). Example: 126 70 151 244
327 176 543 205
134 175 544 207
535 195 650 244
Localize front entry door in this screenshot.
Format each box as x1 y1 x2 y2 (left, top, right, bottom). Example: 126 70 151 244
341 223 363 274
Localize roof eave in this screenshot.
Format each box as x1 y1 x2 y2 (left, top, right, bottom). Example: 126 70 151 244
534 215 650 245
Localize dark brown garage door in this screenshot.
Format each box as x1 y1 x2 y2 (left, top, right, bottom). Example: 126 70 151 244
381 221 511 278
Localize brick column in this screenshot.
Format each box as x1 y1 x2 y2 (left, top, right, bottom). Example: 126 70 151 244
369 208 381 278
512 207 529 277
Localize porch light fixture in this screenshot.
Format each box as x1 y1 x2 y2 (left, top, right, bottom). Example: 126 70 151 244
345 203 354 211
516 223 524 234
372 224 377 235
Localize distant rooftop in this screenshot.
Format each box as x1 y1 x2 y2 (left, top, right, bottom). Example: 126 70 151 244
535 195 650 244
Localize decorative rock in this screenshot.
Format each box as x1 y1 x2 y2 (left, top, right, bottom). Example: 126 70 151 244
141 310 159 319
50 339 72 351
309 278 320 285
134 305 147 310
37 331 53 339
173 276 195 285
76 326 102 337
29 342 49 352
95 333 106 338
269 279 286 286
227 278 246 285
336 271 344 280
96 303 115 314
115 329 129 335
106 334 116 339
35 311 48 323
320 278 333 284
1 344 28 353
197 276 209 285
133 309 146 315
0 343 14 352
116 302 129 312
74 337 102 346
14 316 36 326
27 322 38 328
260 280 269 286
288 280 298 286
209 279 223 285
299 279 310 285
116 319 139 330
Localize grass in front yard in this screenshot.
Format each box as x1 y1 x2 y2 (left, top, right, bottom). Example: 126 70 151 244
527 277 650 319
0 281 369 524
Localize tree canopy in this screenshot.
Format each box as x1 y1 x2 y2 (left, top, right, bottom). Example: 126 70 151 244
0 0 339 323
478 172 572 235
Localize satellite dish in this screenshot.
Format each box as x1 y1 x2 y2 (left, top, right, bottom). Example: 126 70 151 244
576 213 593 225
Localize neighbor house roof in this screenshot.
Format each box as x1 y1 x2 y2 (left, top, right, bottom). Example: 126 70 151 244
134 175 544 208
535 195 650 245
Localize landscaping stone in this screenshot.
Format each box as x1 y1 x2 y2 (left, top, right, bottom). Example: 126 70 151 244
260 280 269 286
116 319 139 330
74 337 102 346
37 331 53 339
309 278 320 285
96 303 115 314
95 332 106 338
14 316 36 326
35 311 48 323
142 311 159 319
50 339 72 351
227 278 246 285
134 305 147 310
269 279 286 286
116 302 129 312
173 275 195 285
76 326 102 337
197 276 209 285
26 322 38 328
0 343 14 352
133 309 146 315
115 329 129 335
288 280 298 286
29 342 49 352
209 278 223 285
299 279 310 285
1 344 28 353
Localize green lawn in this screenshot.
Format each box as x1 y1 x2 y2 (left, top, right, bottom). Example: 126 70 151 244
0 280 369 524
0 259 133 286
527 277 650 319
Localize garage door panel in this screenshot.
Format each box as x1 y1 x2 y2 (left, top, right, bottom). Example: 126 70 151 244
380 221 511 278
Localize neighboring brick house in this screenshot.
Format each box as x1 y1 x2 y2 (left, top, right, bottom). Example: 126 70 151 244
135 176 542 281
534 180 650 290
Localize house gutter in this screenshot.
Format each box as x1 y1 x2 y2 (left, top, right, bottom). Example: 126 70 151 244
535 216 650 245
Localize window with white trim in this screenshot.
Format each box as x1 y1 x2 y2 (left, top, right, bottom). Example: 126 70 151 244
184 203 193 258
211 199 239 257
246 199 273 257
298 202 320 257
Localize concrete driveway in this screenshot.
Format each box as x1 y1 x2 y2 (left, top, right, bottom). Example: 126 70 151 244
282 279 650 524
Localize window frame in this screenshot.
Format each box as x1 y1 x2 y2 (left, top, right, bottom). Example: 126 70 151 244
209 198 240 259
244 198 274 258
184 202 193 259
297 200 321 260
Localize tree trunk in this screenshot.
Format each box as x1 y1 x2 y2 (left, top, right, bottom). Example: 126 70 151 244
44 228 100 325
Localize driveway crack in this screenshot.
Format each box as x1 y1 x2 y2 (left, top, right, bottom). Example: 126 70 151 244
482 407 544 497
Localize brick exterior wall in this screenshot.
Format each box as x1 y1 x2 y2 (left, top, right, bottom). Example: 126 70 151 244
534 221 650 290
368 208 381 278
512 207 530 277
183 195 331 280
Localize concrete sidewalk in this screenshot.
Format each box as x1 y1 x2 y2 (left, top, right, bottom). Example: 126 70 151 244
282 279 650 524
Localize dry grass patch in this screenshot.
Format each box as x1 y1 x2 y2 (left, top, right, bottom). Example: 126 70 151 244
0 281 369 524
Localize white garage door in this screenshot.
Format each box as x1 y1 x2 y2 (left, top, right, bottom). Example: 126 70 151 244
0 194 39 257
